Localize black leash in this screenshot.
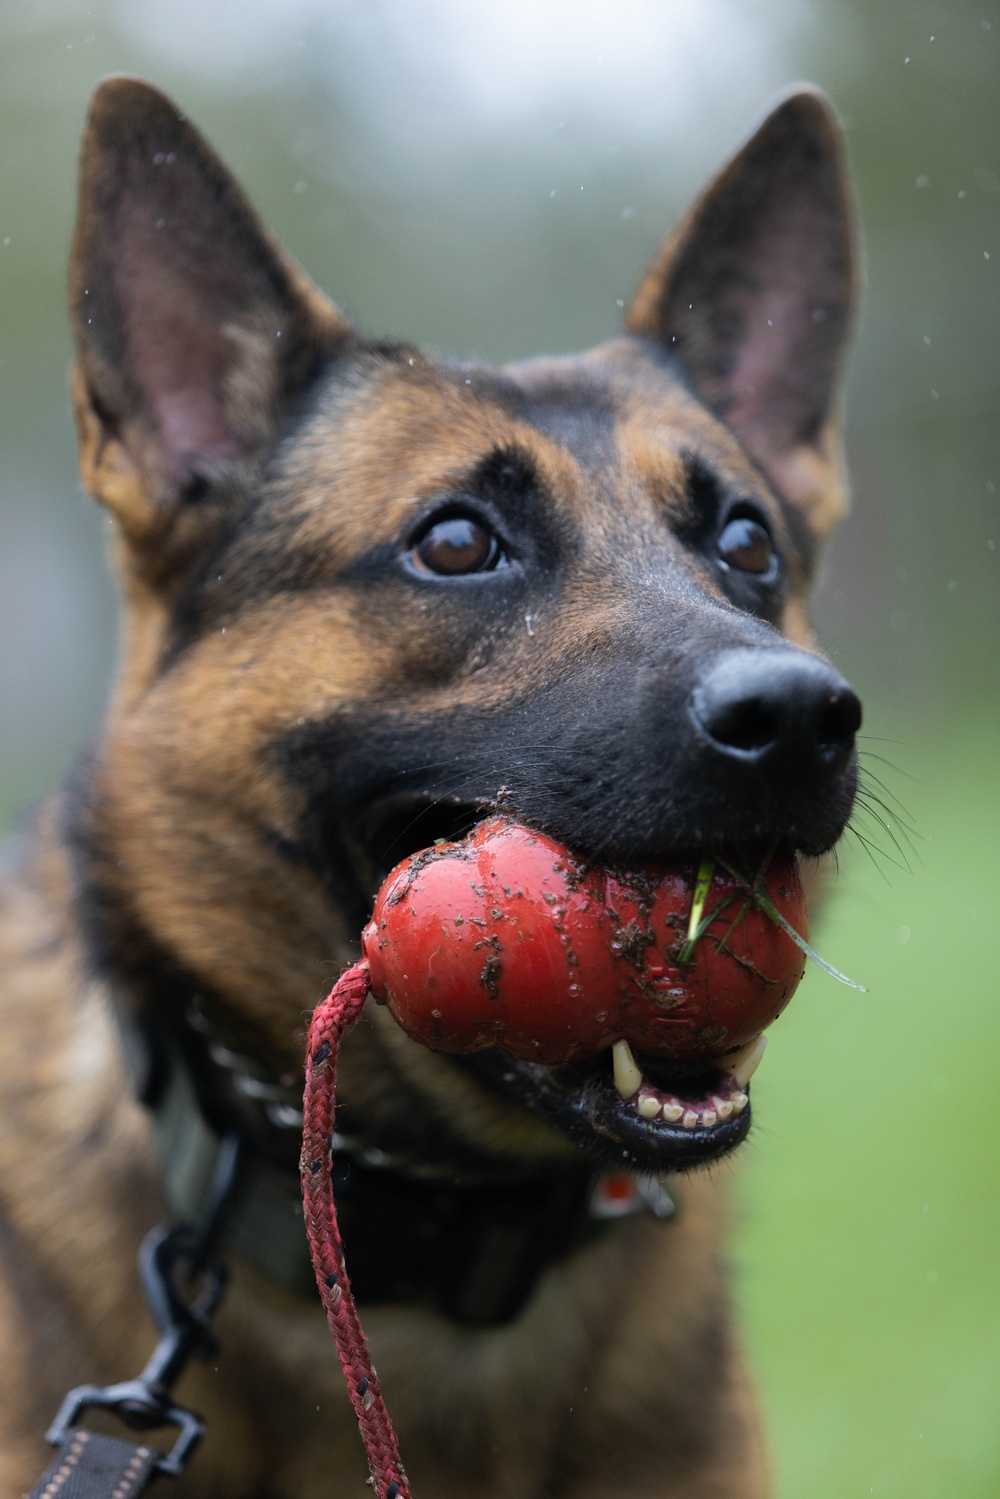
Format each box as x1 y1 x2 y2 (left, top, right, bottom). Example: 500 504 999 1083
28 1139 237 1498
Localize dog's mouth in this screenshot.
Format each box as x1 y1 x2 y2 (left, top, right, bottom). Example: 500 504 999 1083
461 1040 757 1173
353 795 765 1172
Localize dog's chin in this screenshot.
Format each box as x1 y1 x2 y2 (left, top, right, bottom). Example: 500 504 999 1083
458 1047 751 1174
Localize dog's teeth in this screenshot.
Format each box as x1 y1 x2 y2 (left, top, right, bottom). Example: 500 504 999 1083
612 1040 643 1099
719 1035 767 1089
637 1093 662 1119
661 1100 684 1123
700 1107 717 1129
731 1090 749 1114
711 1095 733 1121
681 1109 699 1129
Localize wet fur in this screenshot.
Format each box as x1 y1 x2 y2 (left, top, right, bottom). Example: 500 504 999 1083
0 77 858 1496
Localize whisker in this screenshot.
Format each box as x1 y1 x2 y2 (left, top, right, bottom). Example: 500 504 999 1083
846 810 913 876
854 784 921 850
841 825 898 882
857 749 917 782
852 804 915 869
854 784 920 839
857 765 917 819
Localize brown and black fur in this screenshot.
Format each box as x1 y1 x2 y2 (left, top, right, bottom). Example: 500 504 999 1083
0 76 860 1497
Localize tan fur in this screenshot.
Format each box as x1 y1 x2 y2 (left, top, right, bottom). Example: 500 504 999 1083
0 77 859 1496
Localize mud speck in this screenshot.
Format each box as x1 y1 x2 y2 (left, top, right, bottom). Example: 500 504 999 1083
611 918 654 970
696 1023 728 1048
621 870 660 918
479 947 501 999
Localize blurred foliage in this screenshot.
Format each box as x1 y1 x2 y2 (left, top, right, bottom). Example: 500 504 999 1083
0 1 996 1493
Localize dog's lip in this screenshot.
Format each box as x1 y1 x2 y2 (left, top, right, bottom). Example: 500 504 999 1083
461 1048 751 1172
356 796 795 890
353 793 493 891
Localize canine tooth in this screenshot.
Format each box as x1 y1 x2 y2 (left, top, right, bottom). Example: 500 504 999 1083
638 1093 662 1119
731 1090 749 1114
700 1108 717 1129
612 1040 643 1099
720 1035 767 1089
662 1100 684 1123
681 1109 699 1129
711 1095 733 1121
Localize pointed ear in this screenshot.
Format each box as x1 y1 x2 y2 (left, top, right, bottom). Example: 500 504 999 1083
625 88 858 537
70 77 352 559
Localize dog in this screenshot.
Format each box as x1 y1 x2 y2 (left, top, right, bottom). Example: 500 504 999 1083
0 76 861 1498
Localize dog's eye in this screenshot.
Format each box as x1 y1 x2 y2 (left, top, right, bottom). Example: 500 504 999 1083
717 517 775 575
412 517 505 575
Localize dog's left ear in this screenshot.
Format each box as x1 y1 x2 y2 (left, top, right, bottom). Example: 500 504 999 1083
70 76 352 572
626 87 858 537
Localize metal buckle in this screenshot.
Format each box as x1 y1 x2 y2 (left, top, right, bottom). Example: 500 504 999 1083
45 1384 202 1478
45 1221 228 1478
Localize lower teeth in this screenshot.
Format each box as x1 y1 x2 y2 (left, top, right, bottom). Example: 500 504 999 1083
611 1041 752 1129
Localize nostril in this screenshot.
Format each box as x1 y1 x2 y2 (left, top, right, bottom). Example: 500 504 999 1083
691 648 862 773
817 690 862 753
702 695 780 753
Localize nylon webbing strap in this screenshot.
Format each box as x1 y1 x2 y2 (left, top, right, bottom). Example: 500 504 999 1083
28 1430 160 1499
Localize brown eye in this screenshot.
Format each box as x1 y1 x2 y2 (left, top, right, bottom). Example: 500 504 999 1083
717 516 775 575
413 516 504 575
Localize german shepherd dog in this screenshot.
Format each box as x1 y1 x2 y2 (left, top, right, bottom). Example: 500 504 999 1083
0 77 861 1498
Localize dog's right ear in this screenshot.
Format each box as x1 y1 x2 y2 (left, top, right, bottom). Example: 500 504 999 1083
625 88 858 540
71 77 351 572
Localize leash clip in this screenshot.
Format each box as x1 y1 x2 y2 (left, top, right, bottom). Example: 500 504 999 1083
45 1222 228 1477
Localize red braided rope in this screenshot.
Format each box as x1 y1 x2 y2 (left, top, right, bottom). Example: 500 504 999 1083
300 960 411 1499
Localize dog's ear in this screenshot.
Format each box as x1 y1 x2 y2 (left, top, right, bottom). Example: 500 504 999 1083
625 88 858 538
70 77 351 569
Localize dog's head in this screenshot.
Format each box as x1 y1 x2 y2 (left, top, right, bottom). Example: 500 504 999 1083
69 78 860 1174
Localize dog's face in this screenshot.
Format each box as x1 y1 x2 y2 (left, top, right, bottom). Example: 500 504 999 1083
69 80 859 1175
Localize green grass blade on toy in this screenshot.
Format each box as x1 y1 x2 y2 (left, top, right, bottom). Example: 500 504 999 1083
678 857 740 965
683 863 716 941
716 856 867 991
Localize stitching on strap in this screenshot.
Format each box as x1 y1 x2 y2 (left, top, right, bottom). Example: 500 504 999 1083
38 1431 90 1499
108 1447 151 1499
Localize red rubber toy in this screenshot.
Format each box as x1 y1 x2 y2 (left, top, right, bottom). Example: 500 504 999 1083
362 818 806 1065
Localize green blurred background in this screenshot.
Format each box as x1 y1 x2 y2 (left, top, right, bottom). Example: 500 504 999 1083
0 2 996 1493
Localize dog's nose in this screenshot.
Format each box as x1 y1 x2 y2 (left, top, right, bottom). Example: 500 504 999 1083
691 648 861 781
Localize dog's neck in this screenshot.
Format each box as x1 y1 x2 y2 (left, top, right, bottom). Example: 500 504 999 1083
111 982 662 1325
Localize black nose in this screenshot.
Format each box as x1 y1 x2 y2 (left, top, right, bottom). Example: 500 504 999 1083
691 648 861 782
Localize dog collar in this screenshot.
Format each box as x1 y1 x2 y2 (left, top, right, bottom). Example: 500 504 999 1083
114 997 676 1325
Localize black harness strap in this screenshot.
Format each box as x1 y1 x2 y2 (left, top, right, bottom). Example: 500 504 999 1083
28 1431 159 1499
27 1150 236 1499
